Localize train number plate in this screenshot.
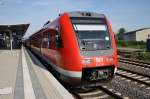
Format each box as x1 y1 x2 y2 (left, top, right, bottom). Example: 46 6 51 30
90 69 111 80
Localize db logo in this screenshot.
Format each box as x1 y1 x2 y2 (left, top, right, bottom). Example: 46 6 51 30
96 57 103 63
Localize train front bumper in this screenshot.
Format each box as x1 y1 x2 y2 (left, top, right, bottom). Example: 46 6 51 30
60 66 117 86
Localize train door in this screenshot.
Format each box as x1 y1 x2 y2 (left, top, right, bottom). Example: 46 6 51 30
55 26 63 48
48 30 60 64
41 30 50 55
41 29 56 64
36 33 42 52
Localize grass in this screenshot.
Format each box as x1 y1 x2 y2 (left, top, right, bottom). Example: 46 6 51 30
116 40 150 61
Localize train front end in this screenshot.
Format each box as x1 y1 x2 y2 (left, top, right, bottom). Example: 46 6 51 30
59 12 117 85
71 12 117 83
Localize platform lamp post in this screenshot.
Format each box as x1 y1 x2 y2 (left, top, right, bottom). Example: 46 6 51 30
10 31 13 51
147 34 150 52
8 25 13 51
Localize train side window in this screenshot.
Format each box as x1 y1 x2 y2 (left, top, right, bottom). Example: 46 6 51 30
47 33 51 48
42 33 51 48
42 33 51 42
42 37 49 42
55 27 63 48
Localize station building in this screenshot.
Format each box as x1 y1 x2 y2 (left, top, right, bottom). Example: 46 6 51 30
0 24 29 50
117 27 150 42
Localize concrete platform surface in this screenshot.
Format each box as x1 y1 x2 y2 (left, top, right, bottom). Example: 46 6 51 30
23 47 74 99
0 50 20 99
0 47 74 99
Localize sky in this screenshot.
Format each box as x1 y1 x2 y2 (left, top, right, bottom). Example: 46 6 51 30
0 0 150 38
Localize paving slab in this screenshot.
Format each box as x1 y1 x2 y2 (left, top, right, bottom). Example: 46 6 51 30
0 47 74 99
24 47 74 99
0 50 20 99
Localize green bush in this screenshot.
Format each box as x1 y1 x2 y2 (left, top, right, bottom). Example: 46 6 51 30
131 52 150 61
116 40 146 49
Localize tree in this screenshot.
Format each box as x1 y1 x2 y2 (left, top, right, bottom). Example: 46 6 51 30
118 28 126 34
117 28 126 40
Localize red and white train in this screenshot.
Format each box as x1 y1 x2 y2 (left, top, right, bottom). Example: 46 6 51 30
25 11 118 85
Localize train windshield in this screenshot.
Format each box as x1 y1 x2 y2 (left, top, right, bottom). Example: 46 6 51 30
74 24 108 39
72 18 111 51
73 24 111 51
71 17 111 51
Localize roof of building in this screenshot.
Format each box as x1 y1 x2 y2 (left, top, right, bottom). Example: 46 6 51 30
0 24 30 36
125 27 150 35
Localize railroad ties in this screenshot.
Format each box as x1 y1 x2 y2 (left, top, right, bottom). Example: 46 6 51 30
116 55 150 99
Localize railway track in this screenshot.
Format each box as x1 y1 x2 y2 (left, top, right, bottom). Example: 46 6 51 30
117 68 150 87
118 57 150 69
70 84 129 99
71 67 150 99
71 66 150 99
118 67 150 78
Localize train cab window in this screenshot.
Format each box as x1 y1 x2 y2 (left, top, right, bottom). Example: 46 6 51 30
71 17 112 51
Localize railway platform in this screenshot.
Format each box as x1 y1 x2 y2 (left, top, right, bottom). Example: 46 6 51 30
0 47 74 99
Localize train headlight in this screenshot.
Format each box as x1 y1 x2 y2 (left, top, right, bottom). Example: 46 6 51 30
114 67 117 74
82 58 92 65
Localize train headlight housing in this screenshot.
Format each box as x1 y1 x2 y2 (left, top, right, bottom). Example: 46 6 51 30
82 58 92 65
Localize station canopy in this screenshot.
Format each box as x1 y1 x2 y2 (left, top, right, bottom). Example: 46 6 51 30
0 24 30 50
0 24 29 36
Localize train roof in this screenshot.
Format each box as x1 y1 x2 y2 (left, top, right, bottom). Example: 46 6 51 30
68 11 105 18
30 11 106 38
